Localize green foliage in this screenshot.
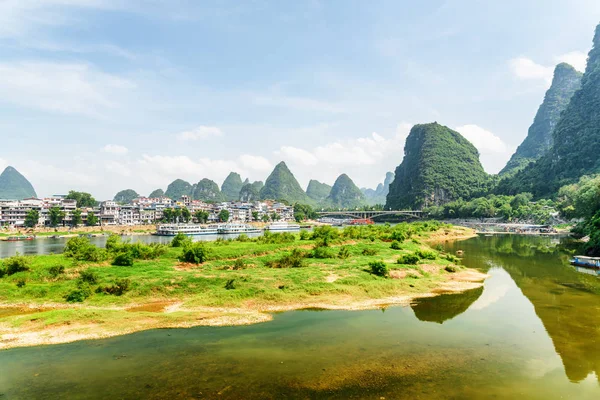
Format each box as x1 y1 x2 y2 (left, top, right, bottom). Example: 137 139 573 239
221 172 244 201
390 240 402 250
48 265 65 278
311 225 339 246
338 246 351 259
65 190 96 208
239 181 263 202
306 180 332 202
179 242 209 264
71 208 82 226
48 206 66 227
96 279 131 296
24 209 40 228
232 259 246 270
416 249 438 260
362 248 378 256
218 209 230 222
224 279 236 290
148 188 165 198
0 166 37 199
299 230 310 240
171 233 193 248
194 210 209 224
79 270 98 284
257 231 295 244
369 261 389 277
16 279 26 288
259 162 310 203
86 212 99 226
266 249 306 268
294 203 318 222
165 179 193 200
310 246 335 259
112 252 134 267
386 122 490 209
113 189 139 204
445 265 457 273
325 174 366 208
397 253 420 265
64 286 92 303
193 178 225 202
2 254 31 276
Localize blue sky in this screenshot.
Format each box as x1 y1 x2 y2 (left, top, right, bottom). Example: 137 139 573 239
1 0 599 199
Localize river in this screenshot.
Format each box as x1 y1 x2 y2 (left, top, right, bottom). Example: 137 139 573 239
1 235 599 399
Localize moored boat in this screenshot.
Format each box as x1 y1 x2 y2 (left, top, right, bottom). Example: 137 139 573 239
6 235 35 241
570 255 600 268
155 224 219 236
217 223 261 234
265 221 300 231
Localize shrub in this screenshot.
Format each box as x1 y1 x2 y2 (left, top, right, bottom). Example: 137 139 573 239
128 243 167 260
171 233 192 248
236 234 251 242
112 252 134 267
258 231 296 244
369 261 389 277
390 241 402 250
299 230 310 240
48 265 65 278
310 246 335 259
79 270 98 285
179 242 209 264
64 237 108 262
96 279 131 296
2 254 31 275
232 259 246 270
338 246 351 259
444 254 461 263
16 279 26 288
416 249 437 260
362 248 378 256
445 265 457 273
397 253 420 265
64 286 92 303
105 234 123 251
0 269 5 278
224 279 236 290
311 225 339 246
267 249 305 268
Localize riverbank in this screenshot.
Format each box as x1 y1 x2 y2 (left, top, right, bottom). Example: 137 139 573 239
0 223 484 349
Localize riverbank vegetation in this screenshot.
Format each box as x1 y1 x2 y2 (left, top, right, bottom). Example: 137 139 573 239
0 222 483 348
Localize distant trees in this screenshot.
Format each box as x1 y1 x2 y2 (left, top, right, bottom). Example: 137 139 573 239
181 207 191 223
24 209 39 228
66 191 96 208
86 212 99 226
251 211 259 221
293 203 317 222
71 208 83 226
270 212 280 221
48 206 65 227
194 210 209 224
218 209 230 222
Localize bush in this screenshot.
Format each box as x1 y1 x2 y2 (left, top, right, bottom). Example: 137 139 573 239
299 230 310 240
64 237 108 262
179 242 209 264
112 252 134 267
64 286 92 303
311 225 339 246
2 254 31 275
48 265 65 278
311 246 335 259
96 279 131 296
225 279 236 290
445 265 457 273
369 261 389 277
390 241 402 250
258 231 296 244
128 243 167 260
338 246 351 259
397 253 420 265
171 233 192 248
16 279 26 288
266 249 305 268
416 249 437 260
105 234 123 251
444 254 461 263
79 270 98 285
236 234 251 242
362 248 378 256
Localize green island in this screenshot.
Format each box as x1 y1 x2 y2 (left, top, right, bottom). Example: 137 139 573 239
0 223 483 349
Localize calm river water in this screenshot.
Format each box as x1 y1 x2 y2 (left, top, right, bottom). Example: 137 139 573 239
1 235 600 399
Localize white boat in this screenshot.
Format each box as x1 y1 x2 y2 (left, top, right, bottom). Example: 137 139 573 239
265 221 300 231
217 223 262 234
155 224 218 236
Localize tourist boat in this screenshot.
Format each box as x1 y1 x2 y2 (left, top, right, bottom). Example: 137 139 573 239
155 224 219 236
349 218 374 225
570 255 600 268
217 223 262 234
265 221 300 231
6 235 35 241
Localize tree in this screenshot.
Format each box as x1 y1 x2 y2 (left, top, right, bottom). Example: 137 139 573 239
181 207 191 223
71 208 82 226
261 214 270 223
218 209 230 222
86 212 99 226
194 210 209 224
173 208 182 223
271 212 280 221
162 208 174 223
24 209 39 228
251 211 259 221
48 206 65 227
65 191 96 208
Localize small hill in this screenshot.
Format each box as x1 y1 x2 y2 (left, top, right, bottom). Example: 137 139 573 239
221 172 244 201
113 189 139 204
498 23 600 197
500 63 582 176
164 179 193 200
239 181 263 202
193 179 225 202
259 162 309 203
306 180 332 202
327 174 365 208
0 166 37 200
148 189 165 198
386 122 489 209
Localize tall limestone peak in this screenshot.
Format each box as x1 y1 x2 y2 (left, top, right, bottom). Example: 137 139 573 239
306 179 332 202
500 63 582 176
239 181 263 202
259 161 309 203
327 174 365 208
193 178 225 202
0 166 37 199
164 179 193 200
148 188 165 198
498 23 600 197
386 122 489 209
221 172 244 201
363 171 395 205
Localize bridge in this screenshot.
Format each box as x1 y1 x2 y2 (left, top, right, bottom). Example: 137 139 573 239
316 210 425 220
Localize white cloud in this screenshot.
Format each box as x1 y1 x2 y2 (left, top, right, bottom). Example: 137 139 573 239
176 126 223 141
0 61 134 116
508 57 553 83
278 146 319 166
455 124 509 153
556 51 588 72
102 144 129 155
239 154 273 172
